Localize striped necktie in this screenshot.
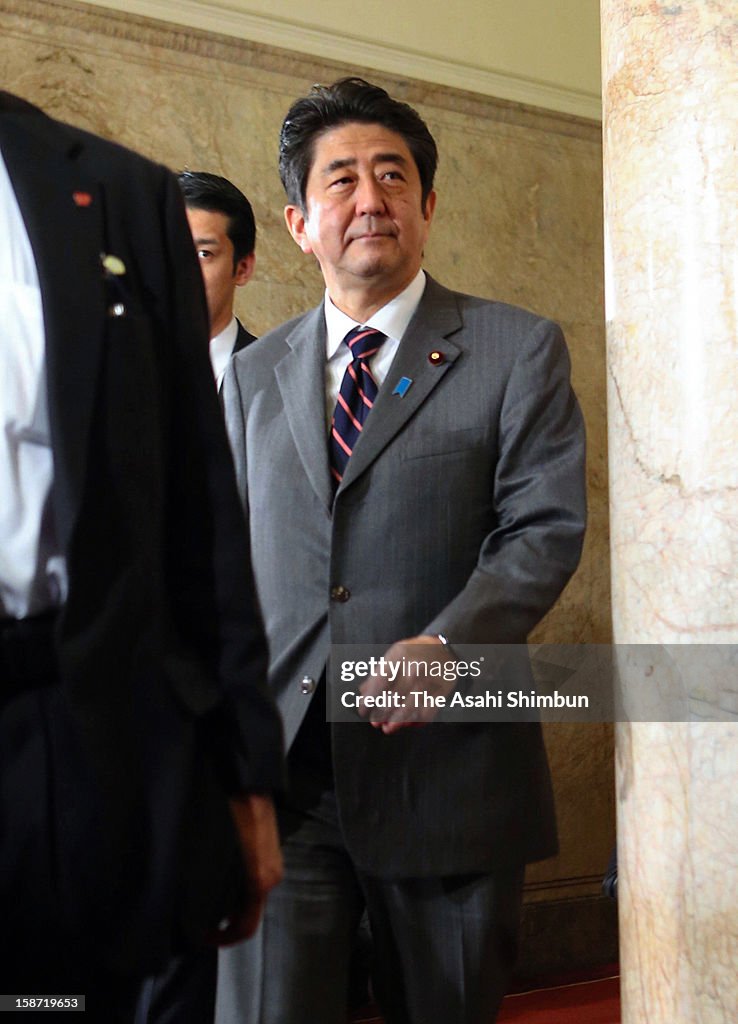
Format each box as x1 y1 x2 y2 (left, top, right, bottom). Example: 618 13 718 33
329 326 386 490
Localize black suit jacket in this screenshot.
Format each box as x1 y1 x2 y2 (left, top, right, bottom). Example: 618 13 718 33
0 94 282 975
234 319 256 354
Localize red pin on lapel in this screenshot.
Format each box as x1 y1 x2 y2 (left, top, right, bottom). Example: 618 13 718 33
428 350 446 365
72 191 93 207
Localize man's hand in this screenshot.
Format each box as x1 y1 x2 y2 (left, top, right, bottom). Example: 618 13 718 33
214 793 283 945
357 635 456 735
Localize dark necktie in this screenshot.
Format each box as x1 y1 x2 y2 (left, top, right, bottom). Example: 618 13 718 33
329 326 386 489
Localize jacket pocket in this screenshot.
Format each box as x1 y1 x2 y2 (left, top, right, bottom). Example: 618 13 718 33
401 427 479 460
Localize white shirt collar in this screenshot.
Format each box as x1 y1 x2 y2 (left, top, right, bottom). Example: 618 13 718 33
209 315 239 386
324 269 426 356
0 146 39 287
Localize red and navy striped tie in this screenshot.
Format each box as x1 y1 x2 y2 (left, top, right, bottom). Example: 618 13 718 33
329 326 386 490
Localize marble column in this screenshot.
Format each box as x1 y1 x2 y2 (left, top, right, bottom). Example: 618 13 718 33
601 2 738 1022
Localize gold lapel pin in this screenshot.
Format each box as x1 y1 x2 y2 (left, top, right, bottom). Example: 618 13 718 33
101 253 126 276
428 350 445 365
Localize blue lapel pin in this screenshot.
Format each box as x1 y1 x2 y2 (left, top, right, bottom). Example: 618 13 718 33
392 376 413 398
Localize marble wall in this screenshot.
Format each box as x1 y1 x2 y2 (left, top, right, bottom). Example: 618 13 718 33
1 0 613 963
602 1 738 1017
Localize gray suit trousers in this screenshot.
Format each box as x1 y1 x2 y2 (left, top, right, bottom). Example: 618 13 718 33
216 765 524 1024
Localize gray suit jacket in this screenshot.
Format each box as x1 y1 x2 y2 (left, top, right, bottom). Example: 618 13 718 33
223 275 585 878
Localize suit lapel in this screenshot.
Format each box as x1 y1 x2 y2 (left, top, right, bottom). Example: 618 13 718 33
338 277 463 494
0 106 106 552
275 306 334 511
233 319 255 353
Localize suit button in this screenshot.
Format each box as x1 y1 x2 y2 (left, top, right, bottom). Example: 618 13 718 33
300 676 316 695
330 585 351 602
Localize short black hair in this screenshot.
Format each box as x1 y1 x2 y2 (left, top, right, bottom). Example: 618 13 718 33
178 170 256 268
279 77 438 212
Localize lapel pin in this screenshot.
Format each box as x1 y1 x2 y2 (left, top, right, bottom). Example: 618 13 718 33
392 376 413 398
73 191 93 207
428 350 446 366
101 253 127 276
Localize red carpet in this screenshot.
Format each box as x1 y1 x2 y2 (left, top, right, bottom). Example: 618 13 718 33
350 973 621 1023
497 975 621 1023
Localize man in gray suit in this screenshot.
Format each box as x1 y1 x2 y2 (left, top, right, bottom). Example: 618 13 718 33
218 77 586 1024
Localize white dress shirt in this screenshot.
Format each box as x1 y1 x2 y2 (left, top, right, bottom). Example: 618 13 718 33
0 146 65 618
209 315 239 390
323 270 426 428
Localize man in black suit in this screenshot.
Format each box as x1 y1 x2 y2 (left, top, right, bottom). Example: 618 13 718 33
0 93 283 1020
179 171 258 388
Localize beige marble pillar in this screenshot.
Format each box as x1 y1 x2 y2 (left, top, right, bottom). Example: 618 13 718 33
601 2 738 1022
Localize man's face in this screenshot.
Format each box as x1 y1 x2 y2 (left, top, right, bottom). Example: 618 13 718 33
285 123 435 309
185 207 254 339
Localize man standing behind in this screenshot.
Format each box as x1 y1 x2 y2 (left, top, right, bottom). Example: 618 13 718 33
218 78 586 1024
179 170 257 388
